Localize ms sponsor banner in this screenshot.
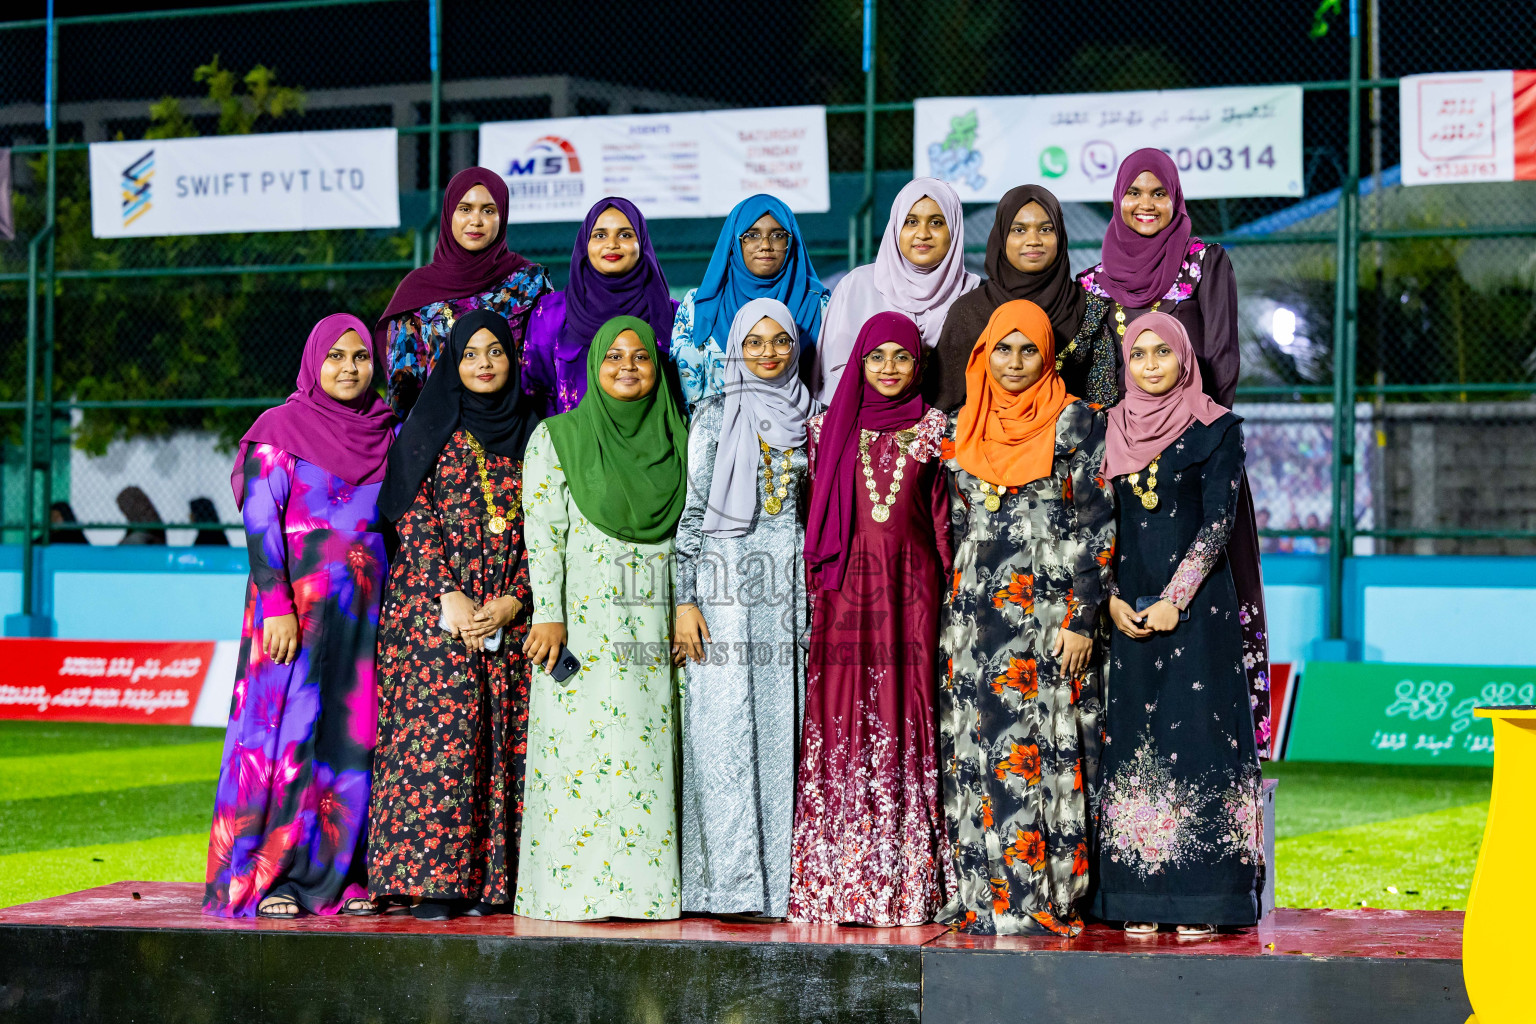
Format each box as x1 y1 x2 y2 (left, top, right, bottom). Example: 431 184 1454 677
478 106 830 224
1285 661 1536 766
1399 70 1536 185
914 86 1304 203
0 639 238 727
88 129 400 238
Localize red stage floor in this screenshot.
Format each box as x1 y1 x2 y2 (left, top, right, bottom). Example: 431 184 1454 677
0 880 1464 961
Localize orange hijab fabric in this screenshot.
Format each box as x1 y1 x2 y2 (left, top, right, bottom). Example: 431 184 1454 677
953 299 1077 487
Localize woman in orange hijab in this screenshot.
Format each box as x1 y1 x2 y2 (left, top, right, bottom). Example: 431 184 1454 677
936 299 1117 936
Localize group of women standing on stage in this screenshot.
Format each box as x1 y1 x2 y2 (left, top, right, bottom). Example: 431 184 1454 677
201 148 1270 937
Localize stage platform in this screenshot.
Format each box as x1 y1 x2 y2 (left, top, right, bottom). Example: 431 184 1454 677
0 882 1471 1024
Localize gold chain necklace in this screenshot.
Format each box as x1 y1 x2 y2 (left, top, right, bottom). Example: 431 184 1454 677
1114 299 1162 337
463 432 513 534
859 429 907 523
1127 452 1163 511
760 439 792 516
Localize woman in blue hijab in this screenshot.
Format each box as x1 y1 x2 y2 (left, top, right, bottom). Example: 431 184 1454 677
671 194 829 410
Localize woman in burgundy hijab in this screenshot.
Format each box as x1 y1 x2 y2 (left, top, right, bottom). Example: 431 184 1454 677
376 167 551 417
1077 148 1272 758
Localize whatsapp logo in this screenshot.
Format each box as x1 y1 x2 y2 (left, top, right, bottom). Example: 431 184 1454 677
1038 146 1068 178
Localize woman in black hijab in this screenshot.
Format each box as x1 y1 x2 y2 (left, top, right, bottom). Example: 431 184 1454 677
369 309 542 921
924 185 1111 410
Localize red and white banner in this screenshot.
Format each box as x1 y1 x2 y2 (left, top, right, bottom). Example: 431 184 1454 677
0 639 238 726
1400 70 1536 184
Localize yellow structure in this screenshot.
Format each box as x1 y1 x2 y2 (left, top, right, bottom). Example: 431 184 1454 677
1462 706 1536 1024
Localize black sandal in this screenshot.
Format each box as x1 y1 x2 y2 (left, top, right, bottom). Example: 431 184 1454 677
409 899 456 922
341 897 382 916
257 896 301 919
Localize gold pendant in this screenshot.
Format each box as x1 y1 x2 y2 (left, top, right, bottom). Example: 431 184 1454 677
487 515 507 534
984 493 1002 513
871 503 891 523
1140 491 1160 512
764 496 783 516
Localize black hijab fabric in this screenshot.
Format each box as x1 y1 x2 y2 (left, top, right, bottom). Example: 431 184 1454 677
379 308 541 520
980 184 1087 343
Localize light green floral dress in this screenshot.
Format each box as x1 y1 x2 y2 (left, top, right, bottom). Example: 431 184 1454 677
515 421 682 920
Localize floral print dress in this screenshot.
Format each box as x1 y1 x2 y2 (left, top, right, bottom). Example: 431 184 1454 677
515 422 682 921
204 446 388 918
937 401 1116 936
1093 414 1264 928
367 430 532 905
385 265 551 417
788 408 954 926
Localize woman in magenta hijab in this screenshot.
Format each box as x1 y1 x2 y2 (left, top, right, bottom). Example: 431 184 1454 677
376 167 550 417
205 314 397 919
788 311 953 925
1093 311 1264 936
1078 148 1270 751
522 197 678 417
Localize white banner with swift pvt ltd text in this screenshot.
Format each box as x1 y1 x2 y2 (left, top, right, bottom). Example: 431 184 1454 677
88 128 400 238
914 86 1304 203
478 106 830 223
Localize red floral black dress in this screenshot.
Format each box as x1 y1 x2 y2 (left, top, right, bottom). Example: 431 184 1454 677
367 430 531 904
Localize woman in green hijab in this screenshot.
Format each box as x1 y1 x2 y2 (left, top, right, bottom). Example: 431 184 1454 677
516 316 688 921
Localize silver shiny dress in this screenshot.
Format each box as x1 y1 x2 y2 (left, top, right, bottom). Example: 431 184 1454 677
674 395 811 916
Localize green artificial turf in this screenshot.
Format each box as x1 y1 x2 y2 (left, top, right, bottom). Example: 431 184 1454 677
0 722 1497 913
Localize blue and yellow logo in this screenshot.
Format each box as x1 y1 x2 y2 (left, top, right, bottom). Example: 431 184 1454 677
120 150 154 227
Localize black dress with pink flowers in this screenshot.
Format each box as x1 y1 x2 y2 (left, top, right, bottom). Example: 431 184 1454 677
1093 414 1264 928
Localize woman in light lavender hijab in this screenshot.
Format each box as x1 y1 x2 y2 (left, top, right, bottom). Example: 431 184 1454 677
813 177 979 401
673 297 820 919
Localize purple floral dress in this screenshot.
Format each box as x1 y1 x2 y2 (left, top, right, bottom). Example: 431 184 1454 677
204 445 388 918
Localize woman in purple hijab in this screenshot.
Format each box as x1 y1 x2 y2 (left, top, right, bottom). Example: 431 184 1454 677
376 167 551 418
205 314 397 919
1076 148 1271 754
523 197 678 417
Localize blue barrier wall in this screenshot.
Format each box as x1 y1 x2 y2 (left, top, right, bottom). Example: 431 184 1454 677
1 547 1533 662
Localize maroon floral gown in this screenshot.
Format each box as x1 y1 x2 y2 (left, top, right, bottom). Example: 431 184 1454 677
788 407 955 925
367 430 532 904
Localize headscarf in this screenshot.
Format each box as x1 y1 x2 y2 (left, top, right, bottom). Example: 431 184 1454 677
702 298 820 538
1096 148 1194 308
805 312 928 592
559 197 675 377
690 194 827 351
544 316 689 544
871 177 977 340
373 167 531 345
379 309 541 521
231 313 397 510
980 184 1087 344
49 501 88 545
190 498 230 547
953 300 1075 488
1102 311 1228 478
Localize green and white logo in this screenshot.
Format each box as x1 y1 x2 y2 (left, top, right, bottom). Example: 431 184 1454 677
1038 146 1068 178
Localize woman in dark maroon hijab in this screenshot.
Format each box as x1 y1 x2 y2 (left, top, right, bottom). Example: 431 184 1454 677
1077 148 1271 756
376 167 551 417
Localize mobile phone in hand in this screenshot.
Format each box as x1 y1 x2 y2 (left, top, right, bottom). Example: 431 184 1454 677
1134 595 1190 622
549 645 581 682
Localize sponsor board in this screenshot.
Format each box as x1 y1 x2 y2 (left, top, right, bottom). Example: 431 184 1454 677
0 639 238 727
914 86 1304 203
89 129 399 238
1399 70 1536 184
478 106 829 223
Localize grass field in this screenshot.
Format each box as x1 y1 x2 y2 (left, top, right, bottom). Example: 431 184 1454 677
0 722 1492 912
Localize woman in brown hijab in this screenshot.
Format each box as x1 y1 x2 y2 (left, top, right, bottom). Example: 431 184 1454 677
924 185 1111 411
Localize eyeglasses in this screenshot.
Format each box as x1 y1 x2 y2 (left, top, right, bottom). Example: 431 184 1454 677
739 229 792 249
742 337 795 355
863 350 915 366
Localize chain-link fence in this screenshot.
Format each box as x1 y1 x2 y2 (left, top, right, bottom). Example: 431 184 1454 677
2 1 1533 610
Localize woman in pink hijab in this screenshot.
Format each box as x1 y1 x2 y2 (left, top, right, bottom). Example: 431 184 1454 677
1093 311 1264 938
813 178 979 402
1078 148 1270 748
